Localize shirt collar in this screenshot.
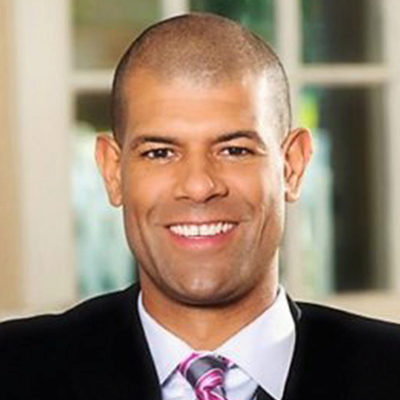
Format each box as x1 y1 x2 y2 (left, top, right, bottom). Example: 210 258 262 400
138 287 295 400
217 287 296 399
138 293 193 384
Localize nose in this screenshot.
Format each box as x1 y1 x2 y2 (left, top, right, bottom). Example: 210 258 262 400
174 155 228 203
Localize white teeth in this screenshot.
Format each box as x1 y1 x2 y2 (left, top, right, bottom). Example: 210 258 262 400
200 225 209 236
222 223 231 233
169 222 235 237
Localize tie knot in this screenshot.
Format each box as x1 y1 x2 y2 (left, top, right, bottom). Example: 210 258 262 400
178 353 230 398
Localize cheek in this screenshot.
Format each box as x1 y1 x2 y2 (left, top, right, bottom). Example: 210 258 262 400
121 163 170 209
120 167 156 244
231 162 284 208
120 165 178 250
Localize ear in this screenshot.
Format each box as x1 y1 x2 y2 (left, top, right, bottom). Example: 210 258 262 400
95 134 123 207
281 128 313 203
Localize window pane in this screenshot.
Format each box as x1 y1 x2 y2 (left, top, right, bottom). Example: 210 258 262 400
302 0 383 63
73 0 162 69
297 86 385 293
190 0 275 46
72 93 135 298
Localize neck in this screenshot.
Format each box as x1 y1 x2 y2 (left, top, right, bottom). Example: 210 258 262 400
140 265 278 350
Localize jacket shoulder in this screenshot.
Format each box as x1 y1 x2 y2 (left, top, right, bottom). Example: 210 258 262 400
0 285 139 387
294 301 400 397
297 301 400 341
0 285 136 342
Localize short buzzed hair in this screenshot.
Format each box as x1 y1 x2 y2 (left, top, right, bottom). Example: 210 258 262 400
111 13 291 144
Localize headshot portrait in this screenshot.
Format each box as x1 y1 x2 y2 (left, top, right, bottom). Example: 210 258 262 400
1 1 400 399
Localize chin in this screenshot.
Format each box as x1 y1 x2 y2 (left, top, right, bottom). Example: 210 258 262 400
169 281 244 307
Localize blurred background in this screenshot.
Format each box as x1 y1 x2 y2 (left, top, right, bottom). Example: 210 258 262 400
1 0 400 321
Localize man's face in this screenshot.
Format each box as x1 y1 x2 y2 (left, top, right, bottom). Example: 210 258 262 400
98 70 308 307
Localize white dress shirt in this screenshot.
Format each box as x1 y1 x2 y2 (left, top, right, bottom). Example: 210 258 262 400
138 287 295 400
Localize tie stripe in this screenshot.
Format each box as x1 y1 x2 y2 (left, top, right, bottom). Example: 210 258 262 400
179 353 230 400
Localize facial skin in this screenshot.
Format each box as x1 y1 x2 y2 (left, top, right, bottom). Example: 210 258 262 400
96 70 312 347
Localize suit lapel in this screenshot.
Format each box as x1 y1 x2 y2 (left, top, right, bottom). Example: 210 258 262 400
255 386 276 400
281 299 347 400
130 284 163 400
69 284 162 400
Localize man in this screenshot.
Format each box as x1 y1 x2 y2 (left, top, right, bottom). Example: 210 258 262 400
1 13 400 400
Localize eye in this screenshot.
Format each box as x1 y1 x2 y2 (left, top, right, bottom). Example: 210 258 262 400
220 146 254 157
141 148 175 160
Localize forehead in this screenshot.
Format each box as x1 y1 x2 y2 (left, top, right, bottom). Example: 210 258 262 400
123 70 280 140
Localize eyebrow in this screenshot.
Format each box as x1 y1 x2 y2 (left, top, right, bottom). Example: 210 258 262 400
214 130 266 148
128 135 179 150
128 130 265 150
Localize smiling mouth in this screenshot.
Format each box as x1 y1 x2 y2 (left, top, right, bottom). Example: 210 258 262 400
167 222 237 238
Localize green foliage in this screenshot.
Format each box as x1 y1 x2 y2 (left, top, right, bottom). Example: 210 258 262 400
190 0 275 45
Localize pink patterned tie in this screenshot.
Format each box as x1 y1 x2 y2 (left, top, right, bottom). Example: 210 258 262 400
178 353 230 400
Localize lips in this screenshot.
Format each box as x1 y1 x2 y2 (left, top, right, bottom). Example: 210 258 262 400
168 222 236 237
165 220 239 249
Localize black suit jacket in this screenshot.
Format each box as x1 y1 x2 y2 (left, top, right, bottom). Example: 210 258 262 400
1 284 400 399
